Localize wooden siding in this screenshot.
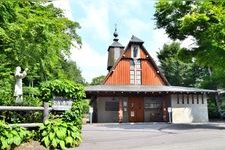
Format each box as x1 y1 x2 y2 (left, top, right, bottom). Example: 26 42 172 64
124 47 131 58
140 47 147 58
124 47 146 59
104 59 130 84
141 60 165 85
104 44 166 85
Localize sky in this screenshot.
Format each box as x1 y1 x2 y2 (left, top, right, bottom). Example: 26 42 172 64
52 0 192 83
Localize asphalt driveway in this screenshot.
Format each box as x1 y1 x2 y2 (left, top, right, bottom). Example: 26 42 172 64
75 122 225 150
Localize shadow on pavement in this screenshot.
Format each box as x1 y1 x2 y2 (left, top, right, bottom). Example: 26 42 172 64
88 122 225 131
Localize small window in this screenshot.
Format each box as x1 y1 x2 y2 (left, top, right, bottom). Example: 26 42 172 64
136 71 141 76
130 70 134 75
133 47 138 58
136 75 141 80
105 102 118 111
130 60 135 69
130 75 135 80
130 80 135 84
136 80 141 85
132 45 140 58
130 58 141 85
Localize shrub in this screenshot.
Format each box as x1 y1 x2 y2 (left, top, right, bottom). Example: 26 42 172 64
22 96 42 107
36 79 85 149
82 99 90 114
62 101 83 130
208 98 220 118
23 86 41 97
39 79 85 102
38 119 82 149
0 120 31 149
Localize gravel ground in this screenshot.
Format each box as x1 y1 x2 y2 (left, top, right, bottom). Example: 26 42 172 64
14 141 46 150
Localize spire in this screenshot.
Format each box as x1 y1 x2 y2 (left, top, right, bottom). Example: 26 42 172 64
113 24 118 41
107 24 124 71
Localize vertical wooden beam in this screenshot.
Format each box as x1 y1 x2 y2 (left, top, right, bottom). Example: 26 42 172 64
43 102 49 123
118 97 123 123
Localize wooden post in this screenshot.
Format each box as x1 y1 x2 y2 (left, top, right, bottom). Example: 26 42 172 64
118 97 123 123
43 102 49 123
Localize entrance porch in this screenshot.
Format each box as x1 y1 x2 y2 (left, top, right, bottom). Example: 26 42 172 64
92 95 170 123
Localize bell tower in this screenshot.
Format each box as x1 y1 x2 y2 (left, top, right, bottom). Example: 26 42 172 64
107 25 124 71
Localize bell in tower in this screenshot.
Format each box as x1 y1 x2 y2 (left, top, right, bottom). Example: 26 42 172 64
107 25 125 71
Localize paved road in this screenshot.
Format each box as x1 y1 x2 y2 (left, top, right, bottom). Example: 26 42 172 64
76 122 225 150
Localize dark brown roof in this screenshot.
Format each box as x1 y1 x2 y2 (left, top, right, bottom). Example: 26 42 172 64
86 85 216 93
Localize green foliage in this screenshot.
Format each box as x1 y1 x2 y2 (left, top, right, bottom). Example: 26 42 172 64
39 79 85 102
0 1 84 88
38 119 82 149
22 96 42 107
157 42 209 87
1 111 42 124
154 1 225 88
0 120 31 149
90 75 105 85
61 60 85 84
208 98 220 118
39 79 85 130
62 101 83 130
23 86 40 96
82 100 90 114
0 55 14 105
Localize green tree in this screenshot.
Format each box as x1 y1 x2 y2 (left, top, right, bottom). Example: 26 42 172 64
90 75 105 85
0 1 84 105
154 1 225 118
157 42 208 87
61 60 85 84
0 1 82 83
154 1 225 88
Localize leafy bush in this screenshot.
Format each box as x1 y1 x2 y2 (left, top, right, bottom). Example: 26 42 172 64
38 119 82 149
1 110 42 124
39 79 85 102
208 98 220 118
82 99 90 114
23 86 41 96
0 83 14 106
37 80 85 149
22 96 42 106
62 101 83 130
0 120 32 149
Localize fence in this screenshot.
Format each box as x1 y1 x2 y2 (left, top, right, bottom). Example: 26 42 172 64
0 102 51 127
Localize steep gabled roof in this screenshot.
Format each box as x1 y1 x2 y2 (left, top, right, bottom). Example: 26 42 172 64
130 35 144 44
103 35 170 85
140 44 170 85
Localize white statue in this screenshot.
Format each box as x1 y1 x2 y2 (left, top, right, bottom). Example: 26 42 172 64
14 66 28 103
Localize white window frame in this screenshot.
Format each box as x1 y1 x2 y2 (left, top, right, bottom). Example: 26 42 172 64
130 59 141 85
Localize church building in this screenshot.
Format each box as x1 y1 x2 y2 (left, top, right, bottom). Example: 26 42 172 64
85 29 217 123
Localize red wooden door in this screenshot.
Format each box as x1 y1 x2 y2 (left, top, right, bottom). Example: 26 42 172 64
128 97 144 122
